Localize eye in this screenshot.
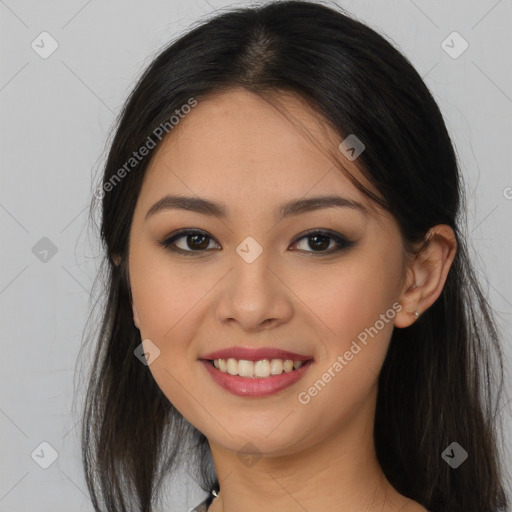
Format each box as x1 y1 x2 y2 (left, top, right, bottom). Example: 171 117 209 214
289 229 355 255
160 229 220 255
160 228 354 257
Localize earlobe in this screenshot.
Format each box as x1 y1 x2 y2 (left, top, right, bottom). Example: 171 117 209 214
394 225 457 328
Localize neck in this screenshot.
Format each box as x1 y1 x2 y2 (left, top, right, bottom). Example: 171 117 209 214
206 387 410 512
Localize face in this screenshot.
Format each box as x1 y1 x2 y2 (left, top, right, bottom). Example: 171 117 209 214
128 88 410 457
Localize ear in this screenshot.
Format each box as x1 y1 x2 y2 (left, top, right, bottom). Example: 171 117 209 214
394 225 457 328
132 301 140 329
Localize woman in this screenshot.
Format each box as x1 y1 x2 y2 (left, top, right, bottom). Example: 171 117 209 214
80 1 510 511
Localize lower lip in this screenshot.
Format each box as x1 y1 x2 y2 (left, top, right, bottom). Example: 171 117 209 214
200 359 313 397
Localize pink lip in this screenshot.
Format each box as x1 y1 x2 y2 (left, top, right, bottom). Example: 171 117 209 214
200 359 314 397
200 346 313 362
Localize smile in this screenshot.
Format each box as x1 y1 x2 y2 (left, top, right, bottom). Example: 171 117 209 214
200 358 314 397
211 357 306 378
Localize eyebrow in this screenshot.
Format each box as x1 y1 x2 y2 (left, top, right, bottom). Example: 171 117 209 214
145 194 367 222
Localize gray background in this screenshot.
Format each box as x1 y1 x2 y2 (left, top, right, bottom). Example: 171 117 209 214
1 0 511 511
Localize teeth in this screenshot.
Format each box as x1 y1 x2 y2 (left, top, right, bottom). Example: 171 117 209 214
211 358 307 378
227 358 238 375
254 359 270 377
270 358 283 375
238 359 254 377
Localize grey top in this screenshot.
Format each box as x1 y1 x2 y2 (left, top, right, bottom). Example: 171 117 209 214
191 497 210 511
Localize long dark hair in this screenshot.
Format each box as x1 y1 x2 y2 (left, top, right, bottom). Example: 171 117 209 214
78 1 511 511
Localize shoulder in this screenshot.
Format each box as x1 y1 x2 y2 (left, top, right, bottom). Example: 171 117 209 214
190 498 209 512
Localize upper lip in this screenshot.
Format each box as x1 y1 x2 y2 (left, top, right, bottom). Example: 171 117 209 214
200 347 313 362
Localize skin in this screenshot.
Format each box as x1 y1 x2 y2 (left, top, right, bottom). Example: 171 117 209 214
126 88 457 512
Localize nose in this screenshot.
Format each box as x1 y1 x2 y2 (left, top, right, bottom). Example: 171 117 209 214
215 248 294 332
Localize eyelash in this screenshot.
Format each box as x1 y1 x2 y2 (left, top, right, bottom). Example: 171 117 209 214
159 228 355 257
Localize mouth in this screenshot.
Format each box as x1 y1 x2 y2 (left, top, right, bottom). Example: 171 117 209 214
199 355 314 397
202 357 313 379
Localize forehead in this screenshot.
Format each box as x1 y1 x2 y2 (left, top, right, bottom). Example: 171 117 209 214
140 88 377 212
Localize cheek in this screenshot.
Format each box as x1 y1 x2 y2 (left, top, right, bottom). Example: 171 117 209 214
289 258 402 435
129 249 211 343
129 253 213 417
298 255 401 345
128 256 202 396
289 255 404 400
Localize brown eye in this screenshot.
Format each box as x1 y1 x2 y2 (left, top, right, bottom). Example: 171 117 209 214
183 233 210 250
298 233 331 251
290 230 355 255
161 230 220 254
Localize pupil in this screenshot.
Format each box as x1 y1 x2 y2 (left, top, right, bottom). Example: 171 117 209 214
309 234 329 251
189 234 208 250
